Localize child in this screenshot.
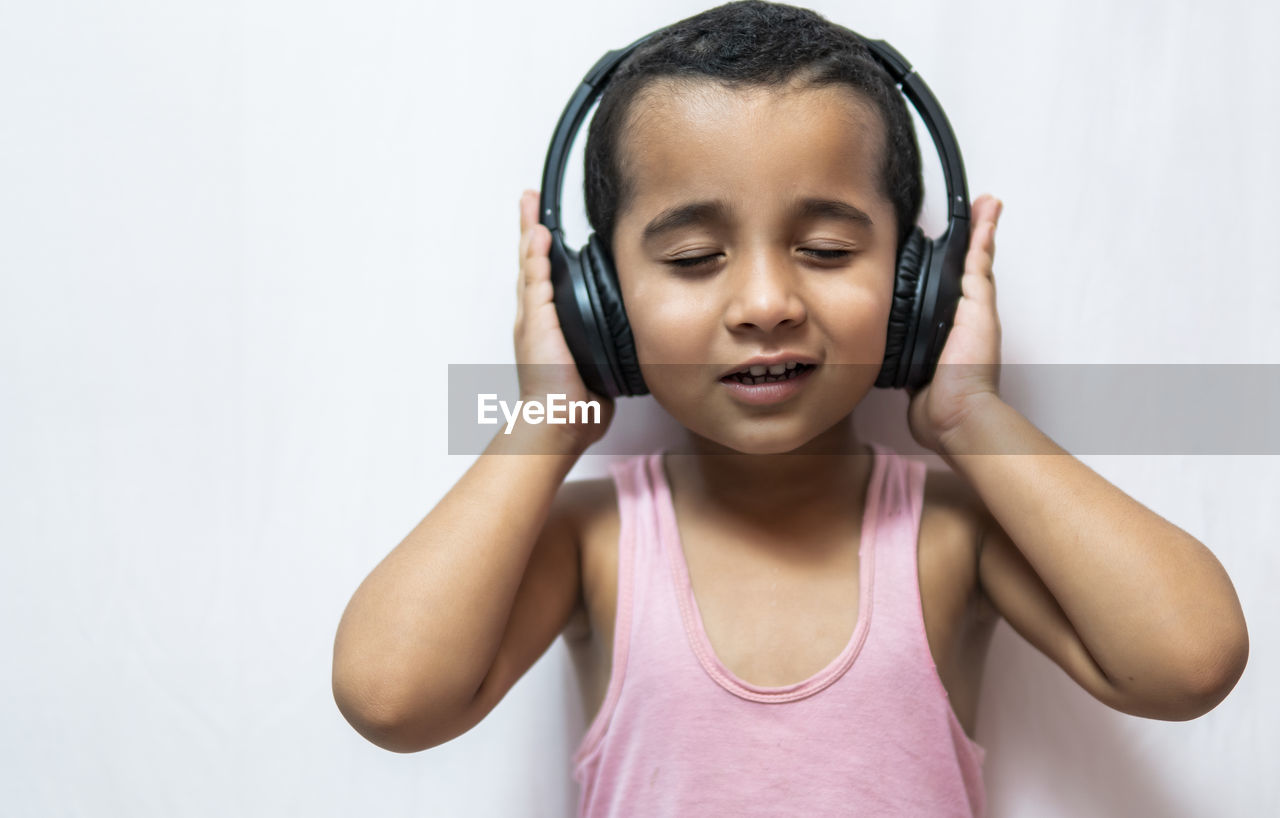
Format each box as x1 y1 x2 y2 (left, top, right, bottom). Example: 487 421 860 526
332 2 1250 815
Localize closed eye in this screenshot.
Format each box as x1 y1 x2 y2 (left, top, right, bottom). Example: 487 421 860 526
800 249 852 262
666 249 852 269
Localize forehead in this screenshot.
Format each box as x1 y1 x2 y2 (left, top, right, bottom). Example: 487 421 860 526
616 79 887 218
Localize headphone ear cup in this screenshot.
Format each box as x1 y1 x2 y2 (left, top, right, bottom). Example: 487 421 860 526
584 234 649 397
877 227 929 389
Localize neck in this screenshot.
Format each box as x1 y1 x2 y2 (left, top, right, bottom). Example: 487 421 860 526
664 415 873 520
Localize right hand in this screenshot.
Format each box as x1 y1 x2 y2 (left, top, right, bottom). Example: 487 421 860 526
515 189 615 449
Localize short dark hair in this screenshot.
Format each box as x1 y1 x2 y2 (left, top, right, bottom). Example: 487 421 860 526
583 0 923 259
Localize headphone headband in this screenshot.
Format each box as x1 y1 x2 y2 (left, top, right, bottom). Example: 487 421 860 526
539 31 969 234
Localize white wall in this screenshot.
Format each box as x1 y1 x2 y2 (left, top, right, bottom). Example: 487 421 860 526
1 0 1276 815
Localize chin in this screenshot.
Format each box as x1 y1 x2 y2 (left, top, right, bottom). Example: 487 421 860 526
686 420 821 456
731 439 813 456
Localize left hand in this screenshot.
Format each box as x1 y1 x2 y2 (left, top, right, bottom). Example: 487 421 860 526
907 193 1004 454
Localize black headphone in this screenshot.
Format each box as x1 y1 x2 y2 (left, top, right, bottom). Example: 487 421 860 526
538 28 970 398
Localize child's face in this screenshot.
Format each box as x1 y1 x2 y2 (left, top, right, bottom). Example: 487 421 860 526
610 79 899 454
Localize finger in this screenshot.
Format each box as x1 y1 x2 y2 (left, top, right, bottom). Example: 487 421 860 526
518 192 533 311
960 251 995 304
518 231 553 330
519 190 544 263
519 192 533 263
963 221 994 280
967 194 999 241
964 198 1001 277
985 199 1002 263
524 224 549 289
519 221 551 317
959 200 1001 307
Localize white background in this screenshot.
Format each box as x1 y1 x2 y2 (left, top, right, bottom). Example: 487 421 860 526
2 0 1277 815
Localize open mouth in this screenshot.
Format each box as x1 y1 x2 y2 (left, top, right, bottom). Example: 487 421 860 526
721 362 816 386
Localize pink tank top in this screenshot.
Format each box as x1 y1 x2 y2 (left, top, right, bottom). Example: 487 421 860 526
572 441 987 817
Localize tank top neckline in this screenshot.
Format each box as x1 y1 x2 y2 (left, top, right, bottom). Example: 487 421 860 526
648 441 886 703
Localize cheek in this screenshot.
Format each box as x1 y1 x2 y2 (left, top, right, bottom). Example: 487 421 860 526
810 279 895 356
622 284 717 412
625 282 715 364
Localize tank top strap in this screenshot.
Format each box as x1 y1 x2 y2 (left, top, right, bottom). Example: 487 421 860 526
573 452 660 772
863 442 988 783
864 441 929 639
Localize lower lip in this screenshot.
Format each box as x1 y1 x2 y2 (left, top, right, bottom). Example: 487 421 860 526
719 366 816 406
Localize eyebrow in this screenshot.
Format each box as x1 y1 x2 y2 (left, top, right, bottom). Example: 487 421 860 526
641 197 874 243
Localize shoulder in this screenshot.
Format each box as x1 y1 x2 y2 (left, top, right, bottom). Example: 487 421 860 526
919 463 1000 623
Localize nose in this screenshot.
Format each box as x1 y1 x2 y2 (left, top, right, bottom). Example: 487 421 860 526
722 249 807 334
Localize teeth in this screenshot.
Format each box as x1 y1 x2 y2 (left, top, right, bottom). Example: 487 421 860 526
728 363 811 385
730 361 808 380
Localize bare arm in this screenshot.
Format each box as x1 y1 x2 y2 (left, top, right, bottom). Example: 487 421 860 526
332 188 615 750
941 394 1249 719
907 195 1246 720
331 425 586 750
